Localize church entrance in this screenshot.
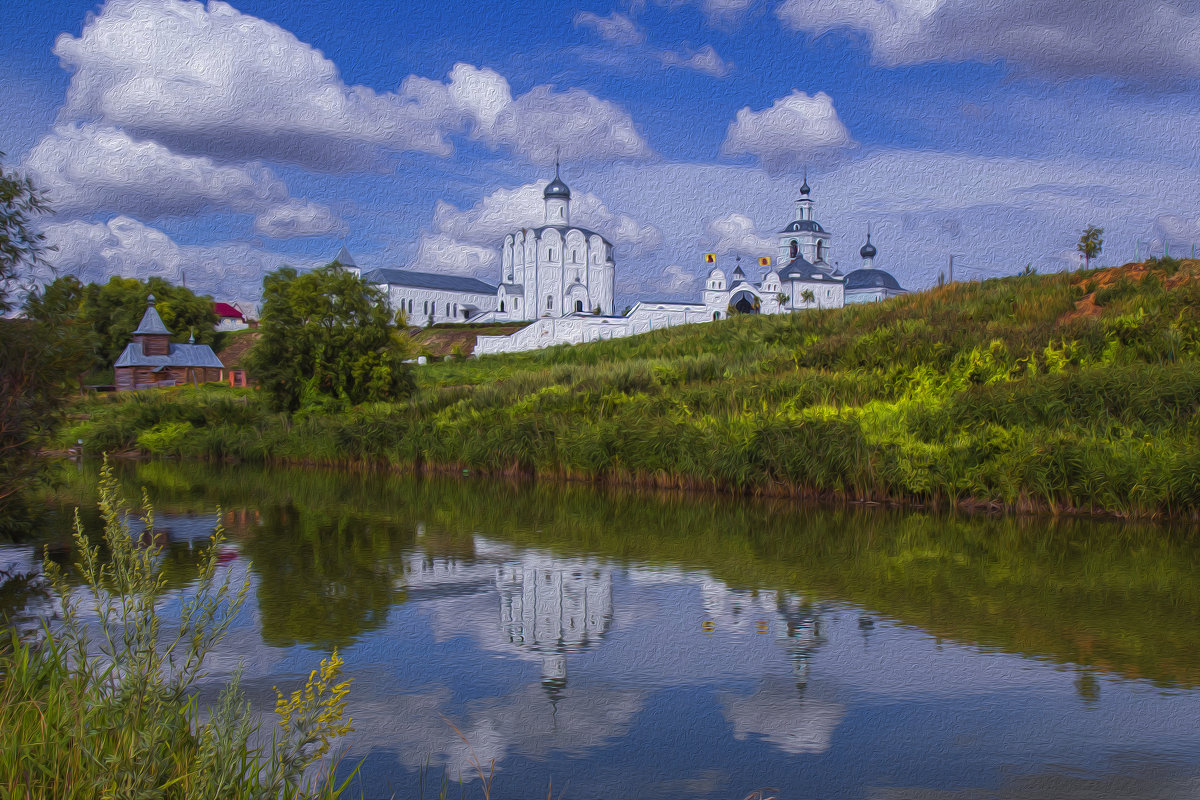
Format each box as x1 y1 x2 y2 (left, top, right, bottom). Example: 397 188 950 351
730 290 760 314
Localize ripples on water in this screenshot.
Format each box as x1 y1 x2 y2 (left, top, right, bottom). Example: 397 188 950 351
4 461 1200 800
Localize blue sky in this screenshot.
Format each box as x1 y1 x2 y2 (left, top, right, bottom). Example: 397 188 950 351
6 0 1200 304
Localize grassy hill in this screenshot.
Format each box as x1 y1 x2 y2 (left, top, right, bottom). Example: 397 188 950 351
61 258 1200 518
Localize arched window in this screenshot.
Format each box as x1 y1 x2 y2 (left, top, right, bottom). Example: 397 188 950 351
423 301 427 314
790 240 798 258
816 241 825 261
548 249 554 259
713 311 720 320
547 295 553 310
575 300 583 312
446 303 450 317
500 301 505 312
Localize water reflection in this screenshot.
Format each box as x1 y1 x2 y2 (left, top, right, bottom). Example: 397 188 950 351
9 461 1200 799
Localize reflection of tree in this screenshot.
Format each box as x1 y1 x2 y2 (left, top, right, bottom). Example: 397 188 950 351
48 459 1200 687
241 506 415 649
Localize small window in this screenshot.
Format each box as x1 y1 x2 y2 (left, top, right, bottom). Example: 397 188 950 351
713 311 720 320
548 249 554 259
547 295 553 310
790 240 798 258
500 301 505 312
446 303 450 317
575 300 583 312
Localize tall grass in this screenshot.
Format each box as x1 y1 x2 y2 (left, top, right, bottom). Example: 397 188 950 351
0 460 358 799
56 260 1200 517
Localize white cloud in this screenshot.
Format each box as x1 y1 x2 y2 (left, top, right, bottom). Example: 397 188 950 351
645 0 757 25
657 45 734 77
412 232 499 277
573 10 733 78
253 200 346 239
721 90 854 169
774 0 1200 81
574 11 646 45
54 0 651 170
654 263 699 293
705 212 776 256
495 86 652 164
23 124 341 238
40 216 306 301
415 181 663 277
698 0 757 24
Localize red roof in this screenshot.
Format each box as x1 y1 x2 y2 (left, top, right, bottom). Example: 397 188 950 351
213 302 244 319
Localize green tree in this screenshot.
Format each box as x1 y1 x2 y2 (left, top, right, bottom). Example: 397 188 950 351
801 288 816 304
1078 226 1103 269
0 152 50 313
80 276 221 367
0 155 89 508
247 262 415 412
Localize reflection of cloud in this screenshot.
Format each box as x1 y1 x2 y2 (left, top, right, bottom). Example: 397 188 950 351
346 681 644 778
720 676 845 755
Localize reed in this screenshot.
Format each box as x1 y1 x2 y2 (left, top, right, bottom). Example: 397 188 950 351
0 459 358 799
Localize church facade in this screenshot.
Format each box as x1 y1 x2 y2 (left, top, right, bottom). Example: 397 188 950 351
344 170 908 355
475 177 908 356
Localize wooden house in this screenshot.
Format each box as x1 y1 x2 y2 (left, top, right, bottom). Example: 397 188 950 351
113 295 224 391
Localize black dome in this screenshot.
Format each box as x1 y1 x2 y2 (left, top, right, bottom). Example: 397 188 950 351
544 176 570 199
844 268 904 292
781 219 825 234
860 241 877 259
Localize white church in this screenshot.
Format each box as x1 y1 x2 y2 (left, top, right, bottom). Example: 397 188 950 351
344 169 907 355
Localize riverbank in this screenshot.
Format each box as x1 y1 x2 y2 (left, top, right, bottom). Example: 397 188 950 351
56 259 1200 519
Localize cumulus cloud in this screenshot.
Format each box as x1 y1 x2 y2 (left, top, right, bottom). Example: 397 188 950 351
412 233 500 277
23 124 341 237
774 0 1200 81
253 200 346 238
40 216 307 300
721 90 854 169
705 212 776 258
657 45 734 77
54 0 651 170
574 11 646 45
413 180 663 276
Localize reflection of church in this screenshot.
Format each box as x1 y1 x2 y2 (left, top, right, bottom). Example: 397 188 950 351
775 594 824 689
496 557 614 694
698 582 827 689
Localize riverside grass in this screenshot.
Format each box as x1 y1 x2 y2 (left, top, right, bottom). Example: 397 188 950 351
0 462 357 800
59 259 1200 518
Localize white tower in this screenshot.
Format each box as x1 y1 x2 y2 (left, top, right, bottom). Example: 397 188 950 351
544 161 570 226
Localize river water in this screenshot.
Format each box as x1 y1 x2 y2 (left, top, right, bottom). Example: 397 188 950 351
3 461 1200 799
